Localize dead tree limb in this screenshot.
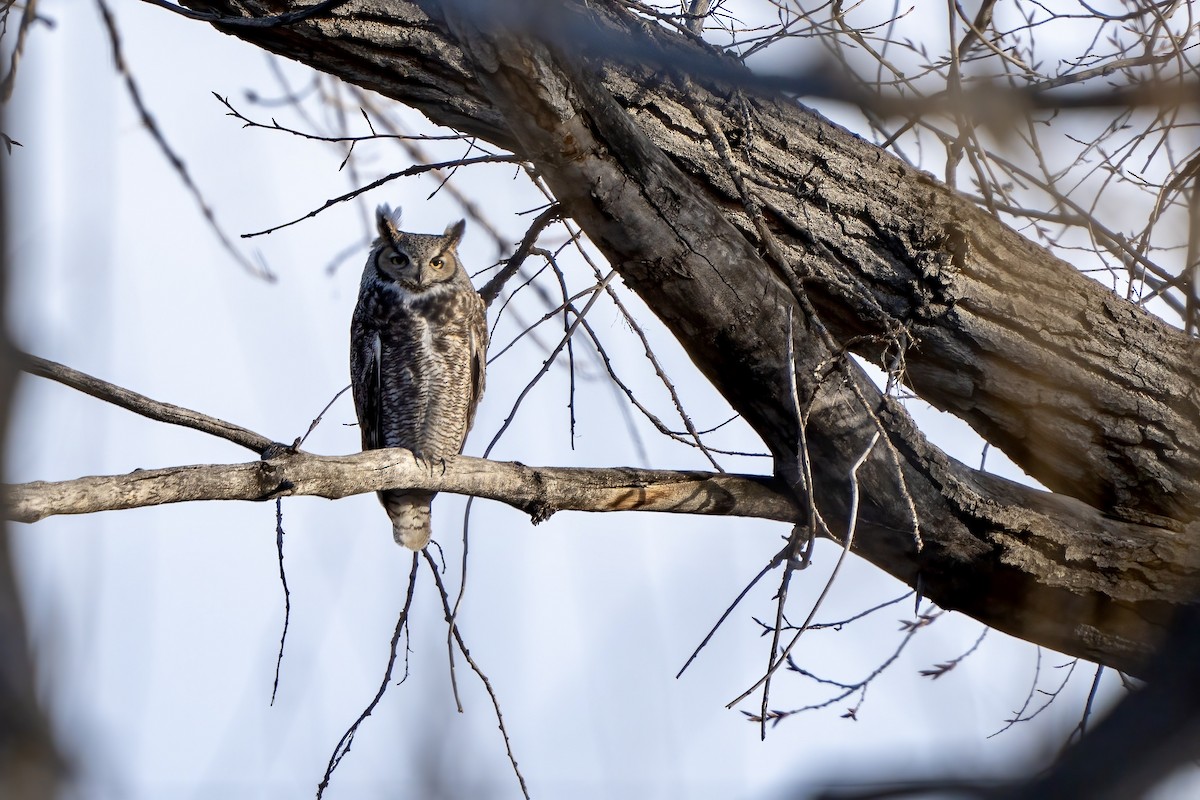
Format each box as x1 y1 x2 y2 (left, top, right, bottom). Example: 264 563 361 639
22 354 277 455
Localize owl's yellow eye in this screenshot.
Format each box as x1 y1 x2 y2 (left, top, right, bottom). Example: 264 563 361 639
431 257 444 269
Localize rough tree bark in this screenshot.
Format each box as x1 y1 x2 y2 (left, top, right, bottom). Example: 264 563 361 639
136 0 1200 674
6 449 798 525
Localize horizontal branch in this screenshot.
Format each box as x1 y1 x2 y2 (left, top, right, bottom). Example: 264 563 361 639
3 450 798 525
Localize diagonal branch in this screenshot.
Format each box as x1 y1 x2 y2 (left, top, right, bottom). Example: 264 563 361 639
22 355 279 455
431 0 1200 677
478 203 562 306
143 0 352 28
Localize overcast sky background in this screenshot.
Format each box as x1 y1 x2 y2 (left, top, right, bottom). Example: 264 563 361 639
5 1 1197 798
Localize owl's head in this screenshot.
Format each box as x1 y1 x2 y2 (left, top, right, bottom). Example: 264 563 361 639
371 205 467 290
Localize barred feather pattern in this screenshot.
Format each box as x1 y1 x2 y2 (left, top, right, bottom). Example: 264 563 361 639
350 209 487 550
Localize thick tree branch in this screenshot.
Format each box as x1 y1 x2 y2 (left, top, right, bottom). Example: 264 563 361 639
4 450 796 524
159 0 1200 671
142 0 352 28
433 2 1200 676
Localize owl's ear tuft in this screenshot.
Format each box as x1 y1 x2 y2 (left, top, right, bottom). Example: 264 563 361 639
444 219 466 247
376 205 403 239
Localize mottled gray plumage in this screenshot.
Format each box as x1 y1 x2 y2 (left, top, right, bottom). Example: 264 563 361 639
350 205 488 549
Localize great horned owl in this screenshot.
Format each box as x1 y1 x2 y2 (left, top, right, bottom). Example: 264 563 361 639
350 205 488 550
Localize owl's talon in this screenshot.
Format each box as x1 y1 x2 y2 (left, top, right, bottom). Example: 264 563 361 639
409 452 440 477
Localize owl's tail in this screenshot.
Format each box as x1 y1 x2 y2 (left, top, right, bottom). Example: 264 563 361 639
379 489 434 550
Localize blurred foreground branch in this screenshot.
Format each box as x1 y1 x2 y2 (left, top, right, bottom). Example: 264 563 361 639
0 116 62 800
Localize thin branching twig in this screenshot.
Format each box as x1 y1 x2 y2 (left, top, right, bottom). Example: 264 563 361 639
97 0 270 278
422 550 529 799
270 499 291 706
317 552 420 799
242 155 521 239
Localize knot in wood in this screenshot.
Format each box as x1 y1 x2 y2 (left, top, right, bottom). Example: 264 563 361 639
524 500 556 525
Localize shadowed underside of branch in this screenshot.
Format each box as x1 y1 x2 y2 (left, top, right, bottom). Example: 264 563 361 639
154 0 1200 673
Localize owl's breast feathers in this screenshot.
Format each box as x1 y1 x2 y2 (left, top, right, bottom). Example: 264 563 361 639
351 279 487 461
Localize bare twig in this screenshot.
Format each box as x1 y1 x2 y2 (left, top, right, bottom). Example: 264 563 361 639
269 498 291 706
0 0 40 101
676 546 789 680
292 385 352 450
348 88 512 256
1067 664 1106 746
919 626 988 679
316 552 420 799
988 646 1043 739
479 204 562 305
487 280 596 363
1029 52 1177 93
447 494 474 716
214 93 469 144
97 0 270 278
241 155 521 239
729 431 881 712
747 609 943 725
422 551 529 799
576 315 765 458
752 591 917 637
478 269 619 457
990 655 1080 737
752 309 817 737
546 248 579 447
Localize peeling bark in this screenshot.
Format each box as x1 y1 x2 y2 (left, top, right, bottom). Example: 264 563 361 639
158 0 1200 673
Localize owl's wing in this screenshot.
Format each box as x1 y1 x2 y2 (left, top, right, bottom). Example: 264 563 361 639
351 317 383 451
465 291 488 433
